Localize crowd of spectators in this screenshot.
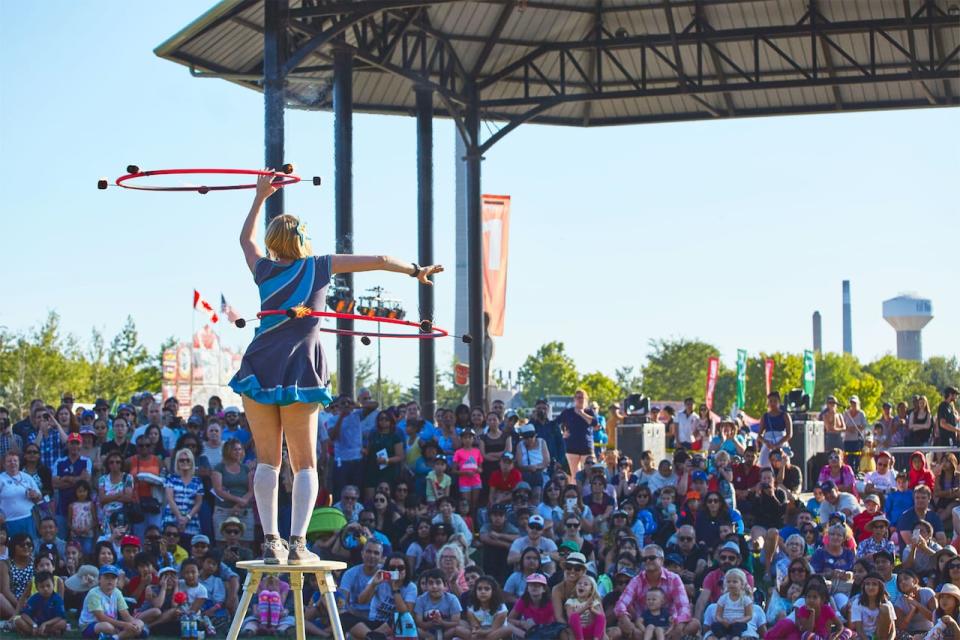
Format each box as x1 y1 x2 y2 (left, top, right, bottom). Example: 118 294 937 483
0 384 957 640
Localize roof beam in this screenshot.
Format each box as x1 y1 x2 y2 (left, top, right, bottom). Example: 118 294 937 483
809 1 844 110
695 3 736 115
902 0 938 104
582 0 602 126
471 2 514 76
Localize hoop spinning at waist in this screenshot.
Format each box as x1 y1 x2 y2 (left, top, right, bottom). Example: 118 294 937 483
235 306 469 342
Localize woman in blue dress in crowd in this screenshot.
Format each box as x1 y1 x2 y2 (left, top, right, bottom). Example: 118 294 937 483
229 173 443 564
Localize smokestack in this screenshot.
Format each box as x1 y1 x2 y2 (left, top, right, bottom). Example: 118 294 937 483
842 280 852 355
812 311 822 354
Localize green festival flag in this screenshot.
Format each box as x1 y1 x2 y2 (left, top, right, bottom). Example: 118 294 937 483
736 349 747 409
803 349 816 399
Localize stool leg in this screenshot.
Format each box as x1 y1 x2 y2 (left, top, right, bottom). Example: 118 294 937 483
320 572 348 640
291 572 306 640
227 570 259 640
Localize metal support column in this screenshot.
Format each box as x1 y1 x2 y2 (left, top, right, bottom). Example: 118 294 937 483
416 88 436 419
334 47 355 399
465 86 485 409
263 0 287 223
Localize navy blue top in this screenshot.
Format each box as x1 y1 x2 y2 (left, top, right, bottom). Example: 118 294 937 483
23 592 65 623
558 409 596 456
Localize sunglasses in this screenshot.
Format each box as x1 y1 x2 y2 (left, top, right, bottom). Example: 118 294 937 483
164 531 180 538
224 529 242 536
564 565 586 572
949 563 960 570
642 556 661 562
388 566 406 572
789 567 808 574
678 536 693 541
343 496 358 501
565 522 580 528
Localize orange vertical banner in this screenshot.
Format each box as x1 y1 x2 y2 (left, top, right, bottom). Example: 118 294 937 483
482 194 511 336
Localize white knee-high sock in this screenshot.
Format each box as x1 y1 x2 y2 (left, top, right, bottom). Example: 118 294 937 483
254 463 281 537
290 468 319 538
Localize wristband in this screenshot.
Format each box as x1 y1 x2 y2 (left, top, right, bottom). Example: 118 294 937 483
410 263 420 278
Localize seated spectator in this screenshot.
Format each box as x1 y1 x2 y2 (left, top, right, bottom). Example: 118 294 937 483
479 503 520 583
817 480 863 524
908 451 936 490
864 451 897 497
694 541 755 621
810 524 855 591
851 494 884 540
414 569 462 640
856 515 896 560
897 483 948 548
613 544 699 640
818 450 857 496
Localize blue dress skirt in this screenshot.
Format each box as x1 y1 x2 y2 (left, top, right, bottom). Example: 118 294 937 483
229 255 335 406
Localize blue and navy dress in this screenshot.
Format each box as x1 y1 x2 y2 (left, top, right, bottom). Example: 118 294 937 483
229 255 335 406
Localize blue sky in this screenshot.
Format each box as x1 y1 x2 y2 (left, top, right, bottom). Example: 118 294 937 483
2 1 958 390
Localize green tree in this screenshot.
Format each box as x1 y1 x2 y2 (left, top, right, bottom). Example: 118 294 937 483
614 366 643 396
641 338 721 402
864 355 938 416
919 356 960 395
578 371 622 411
518 341 580 404
815 352 883 420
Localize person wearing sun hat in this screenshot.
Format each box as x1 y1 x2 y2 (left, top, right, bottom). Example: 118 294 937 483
926 583 960 639
856 515 896 560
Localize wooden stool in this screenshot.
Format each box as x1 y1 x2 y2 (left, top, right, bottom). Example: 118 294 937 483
226 559 348 640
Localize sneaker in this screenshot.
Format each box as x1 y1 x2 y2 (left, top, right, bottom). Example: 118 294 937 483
262 535 289 565
287 536 320 564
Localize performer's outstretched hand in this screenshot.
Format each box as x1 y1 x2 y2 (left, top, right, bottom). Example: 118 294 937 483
417 264 444 285
255 169 280 201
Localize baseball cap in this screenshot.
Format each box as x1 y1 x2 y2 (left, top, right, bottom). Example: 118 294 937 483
502 451 515 461
612 509 628 518
158 566 177 576
187 415 204 426
519 424 536 436
121 535 141 548
67 432 82 444
528 515 545 529
80 410 95 420
505 409 518 419
559 540 580 553
219 516 245 533
818 480 836 491
849 395 860 403
110 511 128 527
79 426 95 436
525 573 548 585
664 553 683 566
685 491 701 501
829 512 847 524
863 494 880 506
873 550 895 563
882 401 892 409
691 470 708 483
461 428 476 437
564 552 587 567
94 398 109 409
191 534 210 546
433 455 448 464
946 386 959 396
224 406 240 415
826 395 838 403
489 503 508 514
118 403 134 413
615 566 637 578
99 565 121 577
513 481 532 494
719 541 741 557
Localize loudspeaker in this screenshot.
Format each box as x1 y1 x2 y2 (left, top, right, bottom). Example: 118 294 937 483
789 420 825 491
617 422 666 466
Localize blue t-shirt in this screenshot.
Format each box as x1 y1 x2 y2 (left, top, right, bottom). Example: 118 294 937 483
333 413 364 461
397 419 438 443
369 581 417 622
221 426 251 447
414 592 462 620
896 508 944 536
23 592 65 623
340 565 379 617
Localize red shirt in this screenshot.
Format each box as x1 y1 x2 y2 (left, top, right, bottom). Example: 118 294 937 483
732 463 760 491
125 574 159 606
489 468 522 492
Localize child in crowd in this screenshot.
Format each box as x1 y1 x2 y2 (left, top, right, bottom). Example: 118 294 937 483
68 480 98 557
461 575 510 640
15 571 67 637
453 431 483 519
564 576 605 640
925 584 960 640
414 569 462 640
426 456 452 512
507 573 555 634
78 564 147 640
767 577 852 640
28 555 64 600
640 587 670 640
711 568 755 640
136 566 177 631
849 572 896 640
179 558 217 636
124 553 157 610
240 574 293 637
457 498 474 534
199 550 229 632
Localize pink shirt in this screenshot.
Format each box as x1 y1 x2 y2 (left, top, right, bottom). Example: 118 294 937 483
796 603 840 636
510 599 556 625
613 568 691 623
453 448 483 487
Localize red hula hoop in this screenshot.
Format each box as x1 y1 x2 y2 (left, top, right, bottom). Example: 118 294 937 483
115 168 300 192
258 309 449 340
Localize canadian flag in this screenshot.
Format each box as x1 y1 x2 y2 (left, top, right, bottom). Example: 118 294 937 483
193 289 219 323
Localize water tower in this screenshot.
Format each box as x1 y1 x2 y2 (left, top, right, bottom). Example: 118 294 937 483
883 295 933 361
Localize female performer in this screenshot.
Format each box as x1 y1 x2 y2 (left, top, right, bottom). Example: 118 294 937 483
229 173 442 564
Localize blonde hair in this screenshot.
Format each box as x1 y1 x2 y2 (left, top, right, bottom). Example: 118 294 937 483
574 575 602 607
723 568 751 593
174 448 196 473
264 214 312 260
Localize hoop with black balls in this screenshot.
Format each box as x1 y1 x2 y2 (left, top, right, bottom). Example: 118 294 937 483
97 165 321 193
234 307 470 343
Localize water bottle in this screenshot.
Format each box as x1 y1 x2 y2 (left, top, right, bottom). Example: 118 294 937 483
180 614 190 639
